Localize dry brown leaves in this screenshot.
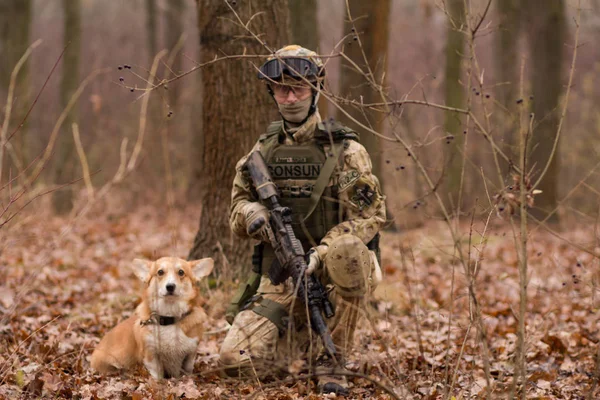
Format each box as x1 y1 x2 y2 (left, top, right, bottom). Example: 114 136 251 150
1 199 599 399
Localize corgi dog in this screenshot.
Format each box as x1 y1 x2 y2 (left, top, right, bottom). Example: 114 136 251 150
91 257 214 379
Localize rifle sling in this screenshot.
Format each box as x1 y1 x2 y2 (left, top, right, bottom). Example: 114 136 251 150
302 141 344 222
249 296 290 336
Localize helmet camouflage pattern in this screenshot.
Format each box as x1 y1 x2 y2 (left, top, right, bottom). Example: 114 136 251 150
268 45 324 69
258 44 325 81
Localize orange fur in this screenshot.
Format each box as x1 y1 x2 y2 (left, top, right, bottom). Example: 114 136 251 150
91 257 214 379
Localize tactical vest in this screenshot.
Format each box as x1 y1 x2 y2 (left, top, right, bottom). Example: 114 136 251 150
256 120 359 273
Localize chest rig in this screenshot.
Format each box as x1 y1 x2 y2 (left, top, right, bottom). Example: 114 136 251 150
224 120 373 326
256 120 358 273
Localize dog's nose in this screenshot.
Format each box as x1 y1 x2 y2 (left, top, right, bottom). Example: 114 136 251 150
166 283 176 293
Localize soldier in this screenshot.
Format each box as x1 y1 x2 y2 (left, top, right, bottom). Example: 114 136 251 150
220 45 386 396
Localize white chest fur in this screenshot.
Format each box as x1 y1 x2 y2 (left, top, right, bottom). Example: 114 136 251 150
144 324 198 378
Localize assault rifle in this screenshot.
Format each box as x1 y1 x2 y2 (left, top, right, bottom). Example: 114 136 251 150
244 151 337 359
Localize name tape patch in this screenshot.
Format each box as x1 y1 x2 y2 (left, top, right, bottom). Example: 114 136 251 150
273 156 307 163
268 163 321 179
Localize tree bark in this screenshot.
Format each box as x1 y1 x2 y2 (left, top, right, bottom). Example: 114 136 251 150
338 0 391 222
443 0 465 210
188 0 290 273
188 4 205 201
495 0 521 162
146 0 157 62
52 0 81 214
164 0 185 105
287 0 327 116
288 0 318 50
0 0 32 176
496 0 521 110
525 0 565 222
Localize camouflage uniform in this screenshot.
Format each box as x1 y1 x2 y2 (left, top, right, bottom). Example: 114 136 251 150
219 46 386 389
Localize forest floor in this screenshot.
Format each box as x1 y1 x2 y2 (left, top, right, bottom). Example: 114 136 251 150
1 199 600 399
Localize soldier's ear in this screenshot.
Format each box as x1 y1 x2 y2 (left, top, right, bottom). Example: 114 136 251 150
132 259 152 282
190 258 214 280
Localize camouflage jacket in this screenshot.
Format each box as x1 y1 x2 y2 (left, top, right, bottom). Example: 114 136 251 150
229 117 386 259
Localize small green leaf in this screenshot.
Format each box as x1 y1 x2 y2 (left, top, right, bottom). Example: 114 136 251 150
15 370 25 388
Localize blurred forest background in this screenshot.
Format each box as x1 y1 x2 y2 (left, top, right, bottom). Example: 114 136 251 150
4 1 600 398
2 0 600 235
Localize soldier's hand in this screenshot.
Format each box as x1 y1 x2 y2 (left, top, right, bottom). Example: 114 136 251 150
244 202 271 242
305 249 321 275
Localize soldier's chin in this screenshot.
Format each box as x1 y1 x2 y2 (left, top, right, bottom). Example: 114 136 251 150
282 111 309 123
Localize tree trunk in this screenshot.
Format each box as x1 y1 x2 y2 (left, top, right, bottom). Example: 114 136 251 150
338 0 391 221
525 0 565 222
188 4 204 201
52 0 81 214
443 0 465 210
495 0 521 163
146 0 157 62
188 0 290 274
164 0 185 106
288 0 327 116
0 0 32 177
288 0 318 50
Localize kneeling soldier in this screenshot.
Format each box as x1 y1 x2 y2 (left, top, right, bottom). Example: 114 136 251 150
220 45 386 396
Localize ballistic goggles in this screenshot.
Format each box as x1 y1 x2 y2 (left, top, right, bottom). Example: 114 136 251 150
258 57 323 81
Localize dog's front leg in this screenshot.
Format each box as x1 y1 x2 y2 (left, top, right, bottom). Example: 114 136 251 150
182 352 196 374
143 352 164 379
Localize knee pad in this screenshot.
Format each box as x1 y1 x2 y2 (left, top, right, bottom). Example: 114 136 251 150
324 234 371 297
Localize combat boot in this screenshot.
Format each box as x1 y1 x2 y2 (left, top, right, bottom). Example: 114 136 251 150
315 355 349 396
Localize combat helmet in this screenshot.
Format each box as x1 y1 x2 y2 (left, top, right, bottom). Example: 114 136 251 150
258 45 325 123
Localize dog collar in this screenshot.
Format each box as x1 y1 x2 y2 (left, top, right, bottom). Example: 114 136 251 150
140 310 192 327
158 316 177 326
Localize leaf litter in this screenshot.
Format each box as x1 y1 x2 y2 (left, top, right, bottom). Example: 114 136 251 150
1 200 599 399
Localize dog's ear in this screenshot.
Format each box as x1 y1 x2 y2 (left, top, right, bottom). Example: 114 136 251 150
189 258 214 279
132 259 152 282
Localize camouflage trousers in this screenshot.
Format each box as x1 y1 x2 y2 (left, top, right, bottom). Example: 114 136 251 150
219 276 362 377
219 235 381 377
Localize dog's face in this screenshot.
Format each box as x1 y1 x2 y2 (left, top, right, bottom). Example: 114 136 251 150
132 257 214 307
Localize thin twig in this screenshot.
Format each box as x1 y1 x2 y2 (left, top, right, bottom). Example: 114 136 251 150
0 39 42 184
72 123 94 199
127 50 167 172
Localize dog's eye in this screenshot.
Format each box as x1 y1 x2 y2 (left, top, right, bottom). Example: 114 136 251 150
178 269 185 277
157 269 164 276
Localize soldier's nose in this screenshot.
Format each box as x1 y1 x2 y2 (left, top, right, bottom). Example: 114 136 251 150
286 91 298 103
166 283 176 293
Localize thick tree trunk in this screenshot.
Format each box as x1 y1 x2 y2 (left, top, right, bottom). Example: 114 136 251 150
288 0 327 116
143 0 163 179
525 0 565 222
146 0 157 62
338 0 392 223
339 0 390 180
188 5 205 201
495 0 521 162
496 0 521 112
288 0 318 50
164 0 185 105
443 0 465 210
0 0 32 176
188 0 290 273
52 0 81 214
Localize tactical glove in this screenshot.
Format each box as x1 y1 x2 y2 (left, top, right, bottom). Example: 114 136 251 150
305 245 327 275
243 202 271 242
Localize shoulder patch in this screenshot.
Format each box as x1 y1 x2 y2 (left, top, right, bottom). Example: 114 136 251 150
338 169 361 192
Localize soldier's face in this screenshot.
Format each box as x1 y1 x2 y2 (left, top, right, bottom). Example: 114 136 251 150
272 81 312 104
